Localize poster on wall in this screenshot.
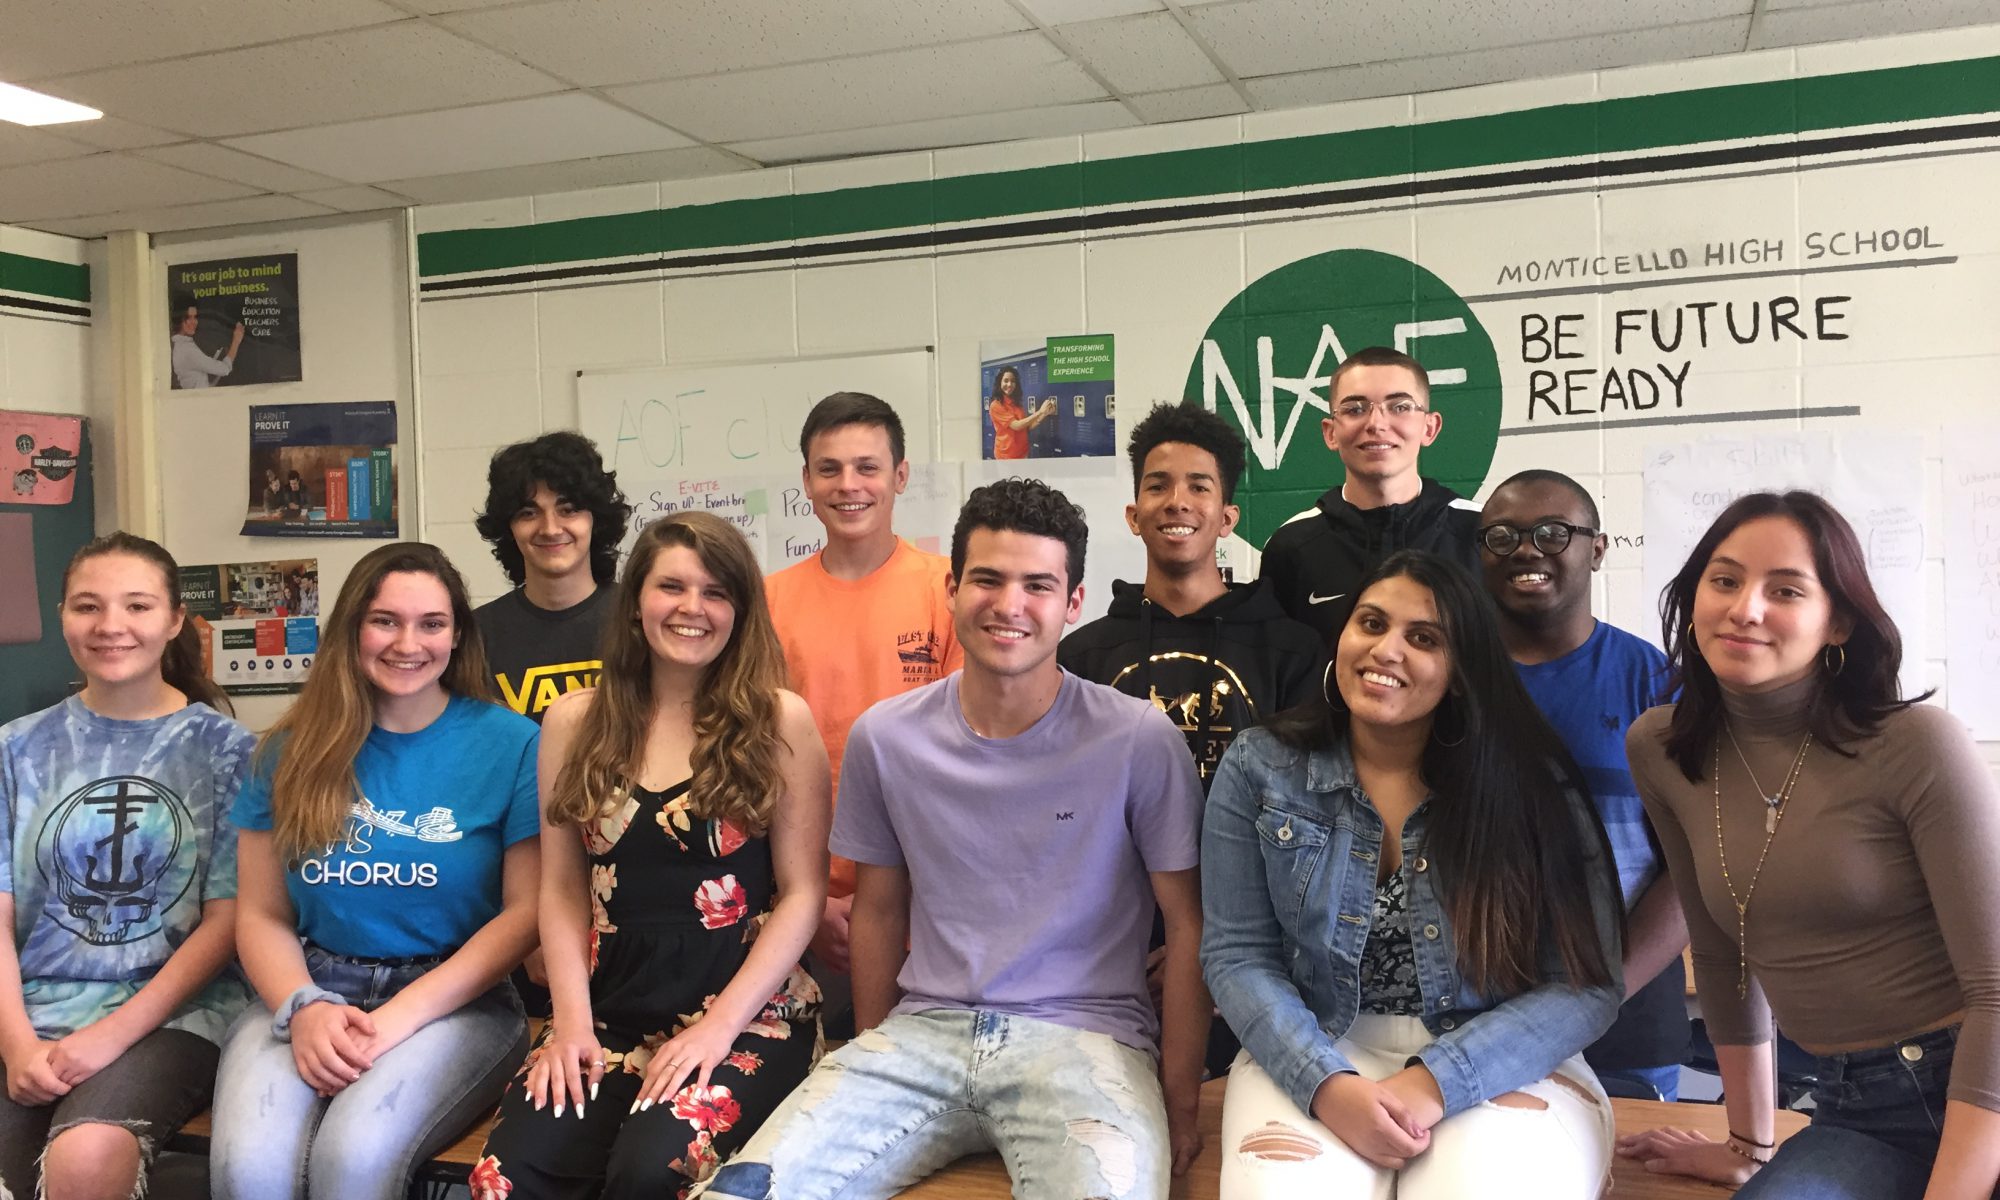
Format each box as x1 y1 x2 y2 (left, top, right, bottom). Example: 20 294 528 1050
178 558 319 695
981 336 1115 460
241 402 397 538
2 411 83 505
166 252 301 389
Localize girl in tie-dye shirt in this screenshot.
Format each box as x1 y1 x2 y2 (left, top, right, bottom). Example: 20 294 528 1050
0 533 253 1200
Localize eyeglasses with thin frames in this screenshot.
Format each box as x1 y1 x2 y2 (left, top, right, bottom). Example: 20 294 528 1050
1330 397 1428 422
1478 520 1597 557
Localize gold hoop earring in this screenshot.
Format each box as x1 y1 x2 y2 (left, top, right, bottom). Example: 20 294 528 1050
1822 643 1846 676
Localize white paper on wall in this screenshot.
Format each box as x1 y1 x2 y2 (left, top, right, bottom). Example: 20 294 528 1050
616 460 961 577
1944 430 2000 738
1642 431 1926 700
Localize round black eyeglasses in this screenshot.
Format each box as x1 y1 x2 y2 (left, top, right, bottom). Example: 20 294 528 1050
1478 520 1596 556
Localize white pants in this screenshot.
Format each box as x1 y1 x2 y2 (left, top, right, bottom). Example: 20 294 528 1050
1220 1015 1613 1200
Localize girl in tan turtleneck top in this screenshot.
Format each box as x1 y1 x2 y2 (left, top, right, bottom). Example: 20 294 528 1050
1615 491 2000 1200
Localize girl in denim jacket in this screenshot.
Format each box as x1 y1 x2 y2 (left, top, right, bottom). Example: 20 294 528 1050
1202 550 1625 1199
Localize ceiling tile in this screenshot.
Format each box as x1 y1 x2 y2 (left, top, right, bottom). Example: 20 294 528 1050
39 23 565 139
1129 83 1250 123
222 92 694 184
23 194 337 238
33 116 188 151
1752 0 1998 48
1057 11 1225 93
609 32 1105 143
136 143 349 192
392 0 531 10
443 0 1035 87
0 0 405 81
0 124 96 169
380 146 753 205
293 185 417 211
1021 0 1165 21
728 101 1137 165
1189 0 1747 79
1245 18 1747 110
0 153 261 223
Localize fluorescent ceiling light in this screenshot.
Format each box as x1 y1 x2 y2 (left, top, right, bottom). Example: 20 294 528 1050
0 82 102 126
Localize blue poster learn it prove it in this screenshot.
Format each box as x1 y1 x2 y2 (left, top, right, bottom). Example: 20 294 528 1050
241 402 398 538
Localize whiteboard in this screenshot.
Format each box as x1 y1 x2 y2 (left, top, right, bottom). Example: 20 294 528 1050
578 350 934 480
618 461 961 577
1944 429 2000 737
1642 432 1925 699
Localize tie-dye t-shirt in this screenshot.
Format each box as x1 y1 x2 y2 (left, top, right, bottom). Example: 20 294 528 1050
0 696 256 1045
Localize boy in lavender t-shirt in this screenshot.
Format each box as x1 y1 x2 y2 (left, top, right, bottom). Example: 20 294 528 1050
700 479 1207 1200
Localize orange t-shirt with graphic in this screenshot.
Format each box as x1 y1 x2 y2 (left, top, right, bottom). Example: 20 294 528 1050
766 538 962 898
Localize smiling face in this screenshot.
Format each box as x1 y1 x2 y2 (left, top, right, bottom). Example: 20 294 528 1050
1478 479 1604 628
1334 573 1453 734
803 422 907 546
1320 363 1442 487
61 552 183 691
948 527 1082 682
997 368 1019 399
1126 440 1237 576
1693 515 1849 694
509 481 595 585
638 544 737 673
357 571 456 703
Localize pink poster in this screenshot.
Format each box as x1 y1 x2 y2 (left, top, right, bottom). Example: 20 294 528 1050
2 411 84 506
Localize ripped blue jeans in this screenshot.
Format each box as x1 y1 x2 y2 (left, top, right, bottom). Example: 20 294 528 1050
697 1008 1169 1200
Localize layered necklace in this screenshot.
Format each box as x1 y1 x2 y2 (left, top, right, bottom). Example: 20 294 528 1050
1713 721 1814 999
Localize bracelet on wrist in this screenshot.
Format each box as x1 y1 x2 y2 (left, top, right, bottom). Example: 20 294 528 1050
1724 1136 1773 1165
1726 1128 1774 1149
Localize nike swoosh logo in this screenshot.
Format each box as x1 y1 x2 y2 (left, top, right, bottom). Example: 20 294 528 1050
1307 592 1345 605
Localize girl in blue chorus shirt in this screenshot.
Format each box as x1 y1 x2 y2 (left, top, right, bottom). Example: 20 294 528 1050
0 533 255 1200
210 542 542 1200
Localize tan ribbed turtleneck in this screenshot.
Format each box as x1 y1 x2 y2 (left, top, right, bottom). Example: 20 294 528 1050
1627 677 2000 1110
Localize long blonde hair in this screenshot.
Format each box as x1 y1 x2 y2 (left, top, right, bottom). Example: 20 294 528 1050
258 543 496 862
546 513 785 834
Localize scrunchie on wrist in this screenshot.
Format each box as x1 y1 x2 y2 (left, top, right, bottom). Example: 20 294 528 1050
271 985 349 1041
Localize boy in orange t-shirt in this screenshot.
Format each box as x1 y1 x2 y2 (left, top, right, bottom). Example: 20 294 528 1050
766 392 962 1032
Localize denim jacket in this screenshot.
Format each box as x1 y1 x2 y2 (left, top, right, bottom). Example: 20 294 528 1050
1200 726 1624 1119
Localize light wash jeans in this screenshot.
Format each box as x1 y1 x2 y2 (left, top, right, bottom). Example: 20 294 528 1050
697 1008 1169 1200
210 944 529 1200
1220 1014 1613 1200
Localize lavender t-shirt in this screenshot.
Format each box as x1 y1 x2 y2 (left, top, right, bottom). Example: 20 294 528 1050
833 670 1203 1054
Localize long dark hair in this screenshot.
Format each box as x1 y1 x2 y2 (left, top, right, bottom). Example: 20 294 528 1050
1266 550 1617 997
61 532 232 716
1657 490 1922 781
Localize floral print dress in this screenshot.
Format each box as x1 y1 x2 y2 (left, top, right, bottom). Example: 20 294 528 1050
473 779 822 1200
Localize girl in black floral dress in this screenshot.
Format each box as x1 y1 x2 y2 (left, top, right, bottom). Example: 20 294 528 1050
473 512 831 1200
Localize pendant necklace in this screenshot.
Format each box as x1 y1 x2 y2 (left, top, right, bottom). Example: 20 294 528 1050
1713 723 1813 999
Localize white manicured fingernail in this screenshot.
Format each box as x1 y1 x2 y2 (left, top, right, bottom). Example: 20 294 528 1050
590 1081 599 1102
576 1102 586 1119
553 1102 564 1117
641 1098 654 1111
629 1099 640 1115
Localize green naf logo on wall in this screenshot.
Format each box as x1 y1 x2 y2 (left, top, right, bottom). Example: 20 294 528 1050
1182 249 1502 548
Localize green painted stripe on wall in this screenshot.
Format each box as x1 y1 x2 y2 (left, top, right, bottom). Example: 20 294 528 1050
418 53 2000 280
0 252 89 304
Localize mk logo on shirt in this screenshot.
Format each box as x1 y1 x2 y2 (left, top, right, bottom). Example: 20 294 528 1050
496 659 601 717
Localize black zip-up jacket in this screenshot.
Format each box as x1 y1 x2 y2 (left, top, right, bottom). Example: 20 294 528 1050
1058 579 1323 791
1258 477 1482 646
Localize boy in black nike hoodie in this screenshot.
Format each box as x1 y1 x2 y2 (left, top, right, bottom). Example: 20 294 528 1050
1258 346 1482 647
1060 403 1322 1076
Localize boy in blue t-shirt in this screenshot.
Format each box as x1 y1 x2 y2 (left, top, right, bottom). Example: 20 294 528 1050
1478 470 1689 1099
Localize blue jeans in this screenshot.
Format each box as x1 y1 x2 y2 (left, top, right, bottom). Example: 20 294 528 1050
697 1008 1169 1200
1595 1063 1681 1101
210 945 529 1200
1737 1026 1955 1200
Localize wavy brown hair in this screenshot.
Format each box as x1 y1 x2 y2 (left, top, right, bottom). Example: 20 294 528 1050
61 532 232 716
546 512 785 833
1656 490 1923 781
258 543 495 863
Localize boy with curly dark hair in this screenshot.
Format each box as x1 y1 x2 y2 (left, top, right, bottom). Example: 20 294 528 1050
702 478 1208 1200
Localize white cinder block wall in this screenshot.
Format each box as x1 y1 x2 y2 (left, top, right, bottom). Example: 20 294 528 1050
408 27 2000 762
